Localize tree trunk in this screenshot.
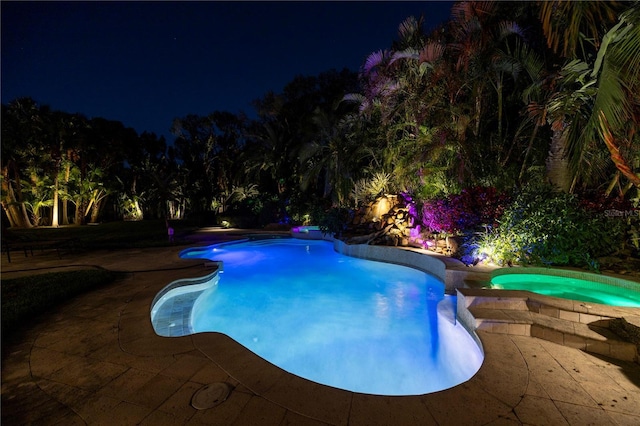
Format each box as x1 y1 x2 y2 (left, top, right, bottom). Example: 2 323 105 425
74 191 87 224
62 163 71 225
518 125 540 183
474 92 481 137
78 197 88 225
51 175 60 227
74 198 82 225
1 165 33 228
90 197 105 223
545 128 572 192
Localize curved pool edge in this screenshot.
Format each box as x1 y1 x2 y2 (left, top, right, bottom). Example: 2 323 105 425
333 239 446 284
150 271 220 337
492 266 640 290
188 329 525 425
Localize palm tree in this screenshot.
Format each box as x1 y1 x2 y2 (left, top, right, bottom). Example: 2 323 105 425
540 1 640 192
539 0 621 59
354 17 451 187
1 99 38 228
24 165 53 226
245 120 293 197
588 5 640 190
299 108 367 206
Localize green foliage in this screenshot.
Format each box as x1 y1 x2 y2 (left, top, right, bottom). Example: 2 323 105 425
119 193 144 221
474 184 626 269
318 207 353 237
1 270 124 339
350 172 395 206
4 3 640 228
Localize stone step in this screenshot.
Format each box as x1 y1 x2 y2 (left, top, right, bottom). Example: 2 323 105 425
469 307 638 362
458 287 628 322
459 288 530 311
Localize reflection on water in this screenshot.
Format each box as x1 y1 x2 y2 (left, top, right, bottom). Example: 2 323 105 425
175 239 483 395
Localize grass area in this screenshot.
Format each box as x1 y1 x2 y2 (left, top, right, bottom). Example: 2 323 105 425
1 219 199 343
1 269 125 340
5 219 198 251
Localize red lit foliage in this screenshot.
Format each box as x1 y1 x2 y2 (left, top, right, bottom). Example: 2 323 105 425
421 187 510 234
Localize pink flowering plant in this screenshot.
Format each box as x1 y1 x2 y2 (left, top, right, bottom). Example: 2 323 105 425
421 186 510 235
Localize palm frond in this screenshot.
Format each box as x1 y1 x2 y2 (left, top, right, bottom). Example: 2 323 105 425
593 61 629 136
341 93 365 107
419 41 444 64
491 49 522 80
591 4 640 151
398 16 423 43
389 48 419 65
611 4 640 77
539 0 621 57
298 141 323 163
363 50 389 75
498 21 523 40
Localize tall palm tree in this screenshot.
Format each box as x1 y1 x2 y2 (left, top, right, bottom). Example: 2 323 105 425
1 99 39 228
245 120 294 196
299 108 368 206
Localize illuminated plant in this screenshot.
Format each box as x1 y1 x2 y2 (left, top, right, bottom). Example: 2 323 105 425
473 183 626 269
421 186 510 235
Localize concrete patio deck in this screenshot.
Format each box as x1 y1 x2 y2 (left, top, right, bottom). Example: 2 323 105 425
2 229 640 425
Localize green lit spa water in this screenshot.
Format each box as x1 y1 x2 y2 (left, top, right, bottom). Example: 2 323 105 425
491 274 640 307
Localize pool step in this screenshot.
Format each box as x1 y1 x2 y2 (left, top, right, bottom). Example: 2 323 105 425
437 296 457 325
457 288 639 363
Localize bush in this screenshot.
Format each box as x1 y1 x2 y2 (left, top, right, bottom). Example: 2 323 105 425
319 207 353 237
421 186 510 234
471 184 626 270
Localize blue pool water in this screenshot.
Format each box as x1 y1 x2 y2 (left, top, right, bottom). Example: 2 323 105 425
155 238 483 395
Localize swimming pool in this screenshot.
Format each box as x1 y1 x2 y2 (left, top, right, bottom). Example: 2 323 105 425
152 238 483 395
491 271 640 307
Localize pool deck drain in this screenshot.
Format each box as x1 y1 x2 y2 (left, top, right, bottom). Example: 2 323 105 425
2 228 640 425
191 382 233 410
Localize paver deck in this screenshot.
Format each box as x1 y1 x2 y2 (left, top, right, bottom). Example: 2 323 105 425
2 228 640 425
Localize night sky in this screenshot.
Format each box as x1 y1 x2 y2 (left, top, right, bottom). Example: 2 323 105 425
2 1 454 141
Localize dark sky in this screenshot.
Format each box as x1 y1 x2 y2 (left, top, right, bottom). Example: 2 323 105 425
2 1 454 141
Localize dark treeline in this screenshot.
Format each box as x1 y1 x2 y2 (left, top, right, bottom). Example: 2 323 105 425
2 68 359 228
2 1 639 230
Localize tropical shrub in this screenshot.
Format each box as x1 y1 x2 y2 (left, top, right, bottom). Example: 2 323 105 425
318 207 353 237
470 184 627 269
421 186 510 235
578 190 640 255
